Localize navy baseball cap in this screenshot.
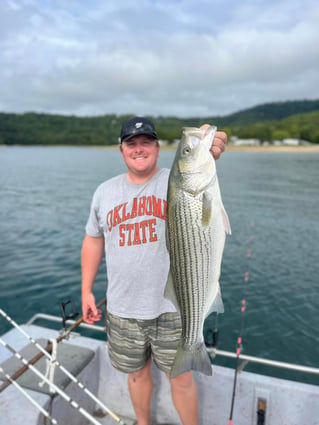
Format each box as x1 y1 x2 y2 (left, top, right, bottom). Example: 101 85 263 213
120 116 158 143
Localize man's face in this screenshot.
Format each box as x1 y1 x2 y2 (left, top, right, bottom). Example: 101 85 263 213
120 135 160 181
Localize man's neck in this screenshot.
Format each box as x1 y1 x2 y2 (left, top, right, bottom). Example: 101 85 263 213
126 167 159 184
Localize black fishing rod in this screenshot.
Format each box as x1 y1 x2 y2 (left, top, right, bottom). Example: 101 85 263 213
228 299 246 424
228 222 253 425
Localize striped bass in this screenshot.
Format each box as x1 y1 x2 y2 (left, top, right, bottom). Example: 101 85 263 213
165 126 231 378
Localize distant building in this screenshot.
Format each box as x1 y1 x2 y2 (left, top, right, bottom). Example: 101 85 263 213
282 138 300 146
230 136 260 146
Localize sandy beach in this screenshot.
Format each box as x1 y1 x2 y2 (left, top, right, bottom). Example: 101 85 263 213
225 144 319 152
158 143 319 153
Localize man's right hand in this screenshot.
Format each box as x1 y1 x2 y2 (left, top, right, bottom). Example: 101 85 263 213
81 234 105 324
82 292 102 324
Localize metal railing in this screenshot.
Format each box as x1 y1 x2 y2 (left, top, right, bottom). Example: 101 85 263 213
209 348 319 376
27 313 319 377
26 312 106 333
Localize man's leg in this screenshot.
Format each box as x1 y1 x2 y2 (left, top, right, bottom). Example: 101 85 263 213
150 313 198 424
106 313 153 424
128 358 153 425
170 371 198 425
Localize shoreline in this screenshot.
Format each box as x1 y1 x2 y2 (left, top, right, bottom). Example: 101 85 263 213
224 144 319 152
162 144 319 153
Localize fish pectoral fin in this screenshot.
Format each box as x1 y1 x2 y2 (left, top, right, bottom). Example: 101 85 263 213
221 204 232 235
202 191 213 226
164 269 180 312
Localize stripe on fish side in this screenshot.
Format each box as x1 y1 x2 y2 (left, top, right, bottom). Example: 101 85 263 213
179 195 208 345
176 195 190 341
180 196 198 344
170 195 187 340
168 194 212 378
192 198 211 342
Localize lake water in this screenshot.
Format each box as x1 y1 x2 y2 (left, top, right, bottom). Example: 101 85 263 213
0 146 318 385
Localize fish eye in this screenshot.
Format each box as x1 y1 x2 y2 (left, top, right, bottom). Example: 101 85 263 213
183 146 191 155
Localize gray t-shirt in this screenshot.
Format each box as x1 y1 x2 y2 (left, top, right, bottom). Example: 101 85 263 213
85 168 176 319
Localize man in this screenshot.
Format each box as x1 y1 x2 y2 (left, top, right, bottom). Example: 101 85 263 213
81 116 227 425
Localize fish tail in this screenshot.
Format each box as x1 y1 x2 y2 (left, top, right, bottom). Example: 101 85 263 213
170 343 212 379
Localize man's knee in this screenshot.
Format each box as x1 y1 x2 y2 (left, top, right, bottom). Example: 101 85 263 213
169 371 195 390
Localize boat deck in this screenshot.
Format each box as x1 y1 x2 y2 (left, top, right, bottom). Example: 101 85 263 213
1 317 319 425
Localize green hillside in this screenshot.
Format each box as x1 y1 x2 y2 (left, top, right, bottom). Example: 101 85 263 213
231 110 319 142
0 99 318 145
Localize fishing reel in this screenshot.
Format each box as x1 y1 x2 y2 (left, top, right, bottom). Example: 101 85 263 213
59 300 79 332
204 328 219 359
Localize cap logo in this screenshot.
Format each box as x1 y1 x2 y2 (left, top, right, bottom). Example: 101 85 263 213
135 122 143 129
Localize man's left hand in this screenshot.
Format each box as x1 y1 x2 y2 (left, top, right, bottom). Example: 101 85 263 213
211 130 227 160
200 124 227 160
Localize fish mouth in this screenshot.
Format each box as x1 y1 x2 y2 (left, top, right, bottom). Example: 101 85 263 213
202 126 218 149
188 136 202 149
183 126 217 150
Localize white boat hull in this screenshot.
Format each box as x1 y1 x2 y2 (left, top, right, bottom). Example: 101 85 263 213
1 321 318 425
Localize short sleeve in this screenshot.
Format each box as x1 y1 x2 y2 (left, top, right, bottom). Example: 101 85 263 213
85 189 104 237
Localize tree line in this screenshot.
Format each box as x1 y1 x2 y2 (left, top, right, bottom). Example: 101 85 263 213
0 99 318 146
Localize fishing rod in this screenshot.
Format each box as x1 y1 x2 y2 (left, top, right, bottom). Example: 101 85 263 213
0 298 127 424
228 222 253 425
0 364 59 425
0 336 106 425
0 297 106 393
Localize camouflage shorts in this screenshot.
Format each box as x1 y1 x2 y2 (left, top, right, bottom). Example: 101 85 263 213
106 311 182 374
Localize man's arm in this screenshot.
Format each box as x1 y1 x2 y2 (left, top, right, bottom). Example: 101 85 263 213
81 234 104 324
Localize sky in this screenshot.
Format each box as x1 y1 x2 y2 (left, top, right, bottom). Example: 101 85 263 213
1 0 319 118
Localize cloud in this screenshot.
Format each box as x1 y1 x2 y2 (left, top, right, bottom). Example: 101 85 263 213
0 0 318 117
